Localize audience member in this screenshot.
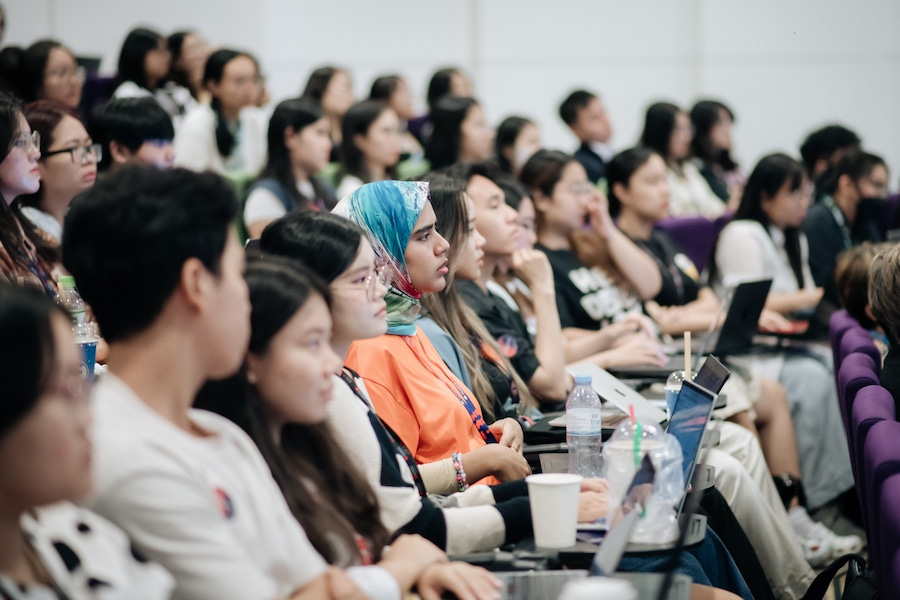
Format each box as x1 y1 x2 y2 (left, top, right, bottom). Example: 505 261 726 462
243 97 335 238
870 244 900 412
558 89 613 185
336 99 401 198
0 283 175 598
426 96 492 171
167 30 210 103
174 49 267 175
113 27 195 121
20 100 97 242
709 153 858 517
335 181 530 485
409 66 473 146
417 174 539 418
835 242 892 360
369 74 422 159
803 151 888 309
690 99 743 206
301 66 355 162
799 124 861 184
641 102 724 218
4 40 83 110
196 256 504 599
94 97 175 171
494 115 541 177
0 93 59 296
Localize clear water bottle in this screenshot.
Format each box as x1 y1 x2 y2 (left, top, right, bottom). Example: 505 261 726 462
58 275 86 325
567 375 603 478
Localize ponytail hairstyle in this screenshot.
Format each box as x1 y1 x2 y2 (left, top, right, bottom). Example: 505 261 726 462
0 93 59 270
203 49 258 159
708 153 808 288
605 146 660 219
419 174 536 418
196 255 388 566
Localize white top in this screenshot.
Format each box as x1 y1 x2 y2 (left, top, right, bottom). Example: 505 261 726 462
243 180 317 230
667 161 725 219
173 103 268 176
713 219 815 296
87 374 399 600
326 374 506 555
336 174 364 201
0 502 174 600
19 207 61 242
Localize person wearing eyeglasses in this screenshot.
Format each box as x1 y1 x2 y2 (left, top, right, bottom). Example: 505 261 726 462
2 40 84 111
0 93 60 297
20 100 98 243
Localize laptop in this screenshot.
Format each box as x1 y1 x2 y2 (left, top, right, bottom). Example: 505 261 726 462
664 380 718 515
493 455 658 600
608 278 773 379
564 355 728 428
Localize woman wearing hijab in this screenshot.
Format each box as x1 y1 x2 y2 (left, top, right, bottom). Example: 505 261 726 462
336 181 530 488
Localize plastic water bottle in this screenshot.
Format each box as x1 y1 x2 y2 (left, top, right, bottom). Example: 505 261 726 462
567 375 603 478
58 276 86 325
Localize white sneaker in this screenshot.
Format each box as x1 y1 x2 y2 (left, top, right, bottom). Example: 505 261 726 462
795 527 833 568
810 522 864 559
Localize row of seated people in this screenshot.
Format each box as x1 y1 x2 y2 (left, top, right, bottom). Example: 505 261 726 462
2 163 765 599
0 63 888 596
0 79 884 596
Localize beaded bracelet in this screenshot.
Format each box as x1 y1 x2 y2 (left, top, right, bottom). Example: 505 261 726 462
452 452 468 492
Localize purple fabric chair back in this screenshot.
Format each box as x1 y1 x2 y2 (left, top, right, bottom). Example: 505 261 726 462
879 194 900 237
654 214 730 273
862 419 900 594
849 384 895 539
837 352 880 440
830 309 860 376
839 328 882 374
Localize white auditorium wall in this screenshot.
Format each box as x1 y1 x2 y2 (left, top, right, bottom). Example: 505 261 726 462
7 0 900 179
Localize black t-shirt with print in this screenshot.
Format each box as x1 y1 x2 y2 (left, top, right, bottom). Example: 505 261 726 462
535 244 638 331
457 280 542 384
632 231 701 307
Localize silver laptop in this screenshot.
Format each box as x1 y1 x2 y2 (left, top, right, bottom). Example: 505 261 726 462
566 363 668 424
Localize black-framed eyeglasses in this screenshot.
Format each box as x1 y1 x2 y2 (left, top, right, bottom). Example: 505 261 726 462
365 261 390 299
43 143 102 165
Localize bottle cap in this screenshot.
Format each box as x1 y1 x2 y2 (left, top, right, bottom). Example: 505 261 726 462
58 275 76 288
573 375 592 385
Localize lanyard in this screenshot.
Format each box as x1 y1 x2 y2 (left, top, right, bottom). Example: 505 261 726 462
403 336 498 444
19 240 56 299
823 195 853 251
339 368 427 497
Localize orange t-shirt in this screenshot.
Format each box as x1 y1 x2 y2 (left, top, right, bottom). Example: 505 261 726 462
345 327 500 486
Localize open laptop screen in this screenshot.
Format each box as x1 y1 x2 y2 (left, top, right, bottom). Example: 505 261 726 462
665 380 715 488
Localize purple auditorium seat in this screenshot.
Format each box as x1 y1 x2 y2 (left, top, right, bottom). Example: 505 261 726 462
654 216 718 273
829 309 860 367
837 352 880 440
849 385 895 539
862 419 900 594
839 328 882 375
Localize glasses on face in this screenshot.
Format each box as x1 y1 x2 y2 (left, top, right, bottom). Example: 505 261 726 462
12 131 41 154
43 143 102 165
46 66 86 83
567 183 594 197
364 261 390 300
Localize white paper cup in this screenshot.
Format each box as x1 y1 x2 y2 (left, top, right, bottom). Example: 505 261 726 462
559 577 637 600
526 473 583 548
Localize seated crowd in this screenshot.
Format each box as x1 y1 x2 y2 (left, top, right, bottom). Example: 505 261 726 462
1 17 899 600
